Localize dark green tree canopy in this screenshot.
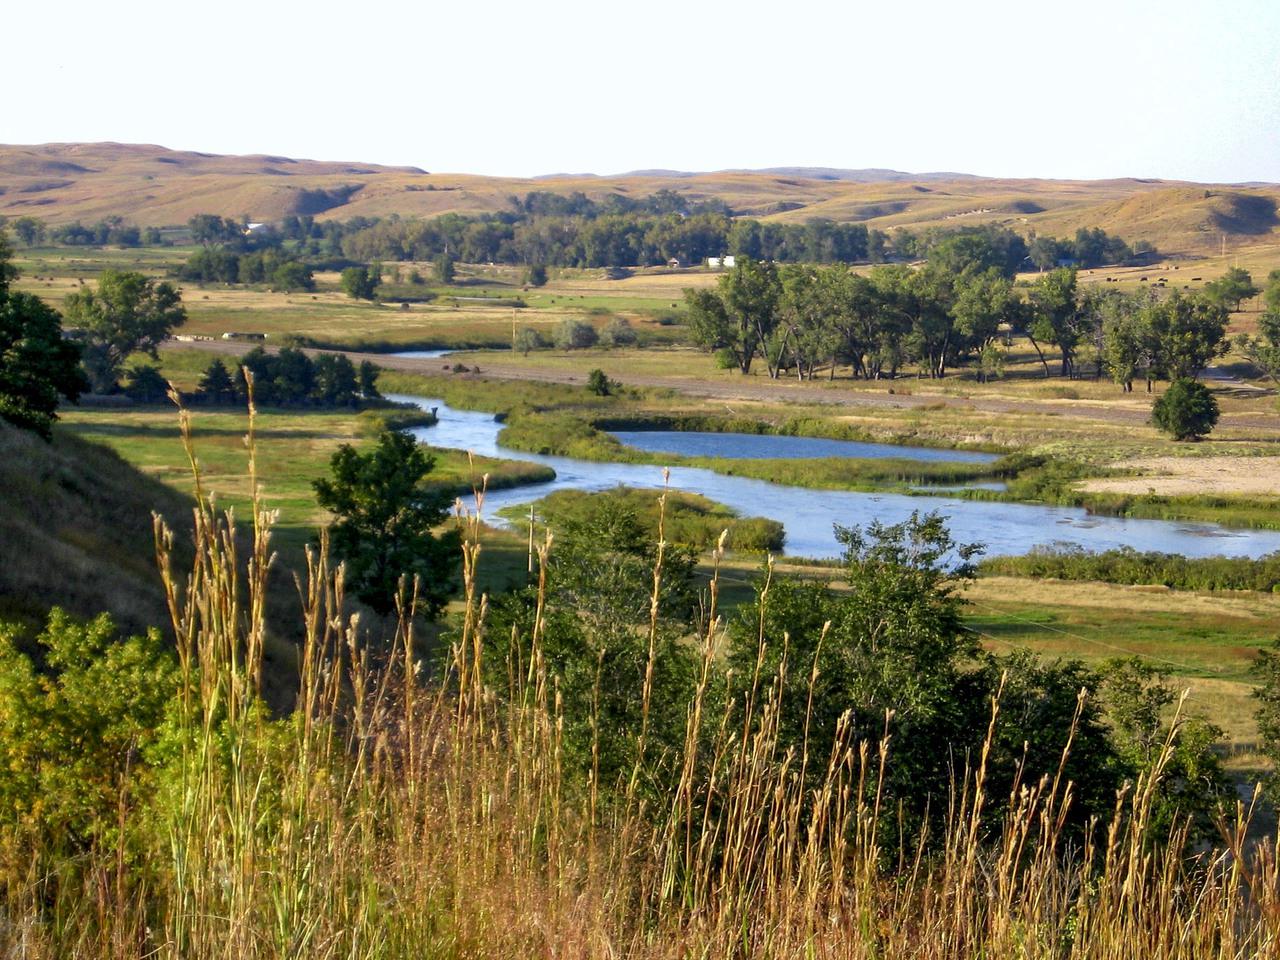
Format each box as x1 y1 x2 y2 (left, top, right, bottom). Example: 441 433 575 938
1151 378 1219 441
63 270 186 393
339 265 381 300
0 234 87 437
313 431 461 616
197 358 236 403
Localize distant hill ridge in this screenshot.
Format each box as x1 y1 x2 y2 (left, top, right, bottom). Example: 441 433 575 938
1 142 1278 255
614 167 987 183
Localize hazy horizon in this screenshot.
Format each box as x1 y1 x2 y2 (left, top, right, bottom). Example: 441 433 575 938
8 0 1280 183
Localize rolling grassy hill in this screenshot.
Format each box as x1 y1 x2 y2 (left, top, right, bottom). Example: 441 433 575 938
0 416 192 636
1 142 1279 256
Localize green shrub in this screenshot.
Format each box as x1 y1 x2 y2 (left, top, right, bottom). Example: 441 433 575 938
586 369 616 397
554 319 599 349
1152 378 1219 440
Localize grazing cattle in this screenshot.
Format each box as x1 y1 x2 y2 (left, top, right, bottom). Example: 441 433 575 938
1140 276 1148 281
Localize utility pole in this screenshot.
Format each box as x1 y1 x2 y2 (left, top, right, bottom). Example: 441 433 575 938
527 504 536 575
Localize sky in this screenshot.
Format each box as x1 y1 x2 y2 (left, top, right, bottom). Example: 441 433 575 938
7 0 1280 182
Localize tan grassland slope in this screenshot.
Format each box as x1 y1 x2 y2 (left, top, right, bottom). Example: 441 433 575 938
1 142 1278 256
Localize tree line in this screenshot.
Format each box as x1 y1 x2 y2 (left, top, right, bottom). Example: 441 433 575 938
336 207 1151 272
171 199 1152 275
684 255 1242 393
2 214 166 248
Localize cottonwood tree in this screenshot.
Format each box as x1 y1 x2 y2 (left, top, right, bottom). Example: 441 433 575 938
63 271 186 393
1145 292 1229 380
1028 267 1083 377
1202 266 1258 312
1235 270 1280 386
1235 312 1280 386
10 216 45 247
1103 295 1158 392
686 258 783 376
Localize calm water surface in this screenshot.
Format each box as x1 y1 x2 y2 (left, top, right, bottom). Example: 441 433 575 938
613 430 999 464
390 395 1280 560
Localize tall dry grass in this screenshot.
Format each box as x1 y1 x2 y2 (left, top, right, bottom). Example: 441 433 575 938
2 387 1279 959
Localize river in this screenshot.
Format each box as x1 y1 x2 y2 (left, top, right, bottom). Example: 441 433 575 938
391 395 1280 560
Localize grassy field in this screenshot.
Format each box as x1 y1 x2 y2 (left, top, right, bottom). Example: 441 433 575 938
56 402 552 559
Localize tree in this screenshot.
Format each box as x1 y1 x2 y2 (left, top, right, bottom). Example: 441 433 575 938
1234 309 1280 386
1145 292 1228 380
525 263 548 287
553 319 599 349
778 265 843 380
724 258 785 377
62 270 186 393
483 493 698 790
893 264 957 379
270 260 315 292
599 316 637 347
0 233 87 436
727 512 986 829
951 268 1018 369
1102 295 1156 392
340 265 380 300
683 258 783 376
358 360 381 399
684 286 746 371
122 364 168 403
188 214 243 247
434 252 455 284
1151 378 1219 440
1202 266 1258 312
1254 641 1280 804
586 368 616 396
1028 235 1064 271
197 358 235 403
11 216 45 247
0 610 177 854
313 353 359 406
1100 658 1228 843
1028 267 1082 377
312 431 461 616
514 327 547 356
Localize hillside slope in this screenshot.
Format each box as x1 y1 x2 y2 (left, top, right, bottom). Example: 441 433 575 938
1 142 1278 256
0 416 192 635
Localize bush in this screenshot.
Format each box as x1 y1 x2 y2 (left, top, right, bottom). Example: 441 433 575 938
554 319 598 350
514 327 547 356
525 264 548 287
1152 378 1219 440
600 317 638 347
586 368 616 396
980 545 1280 592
